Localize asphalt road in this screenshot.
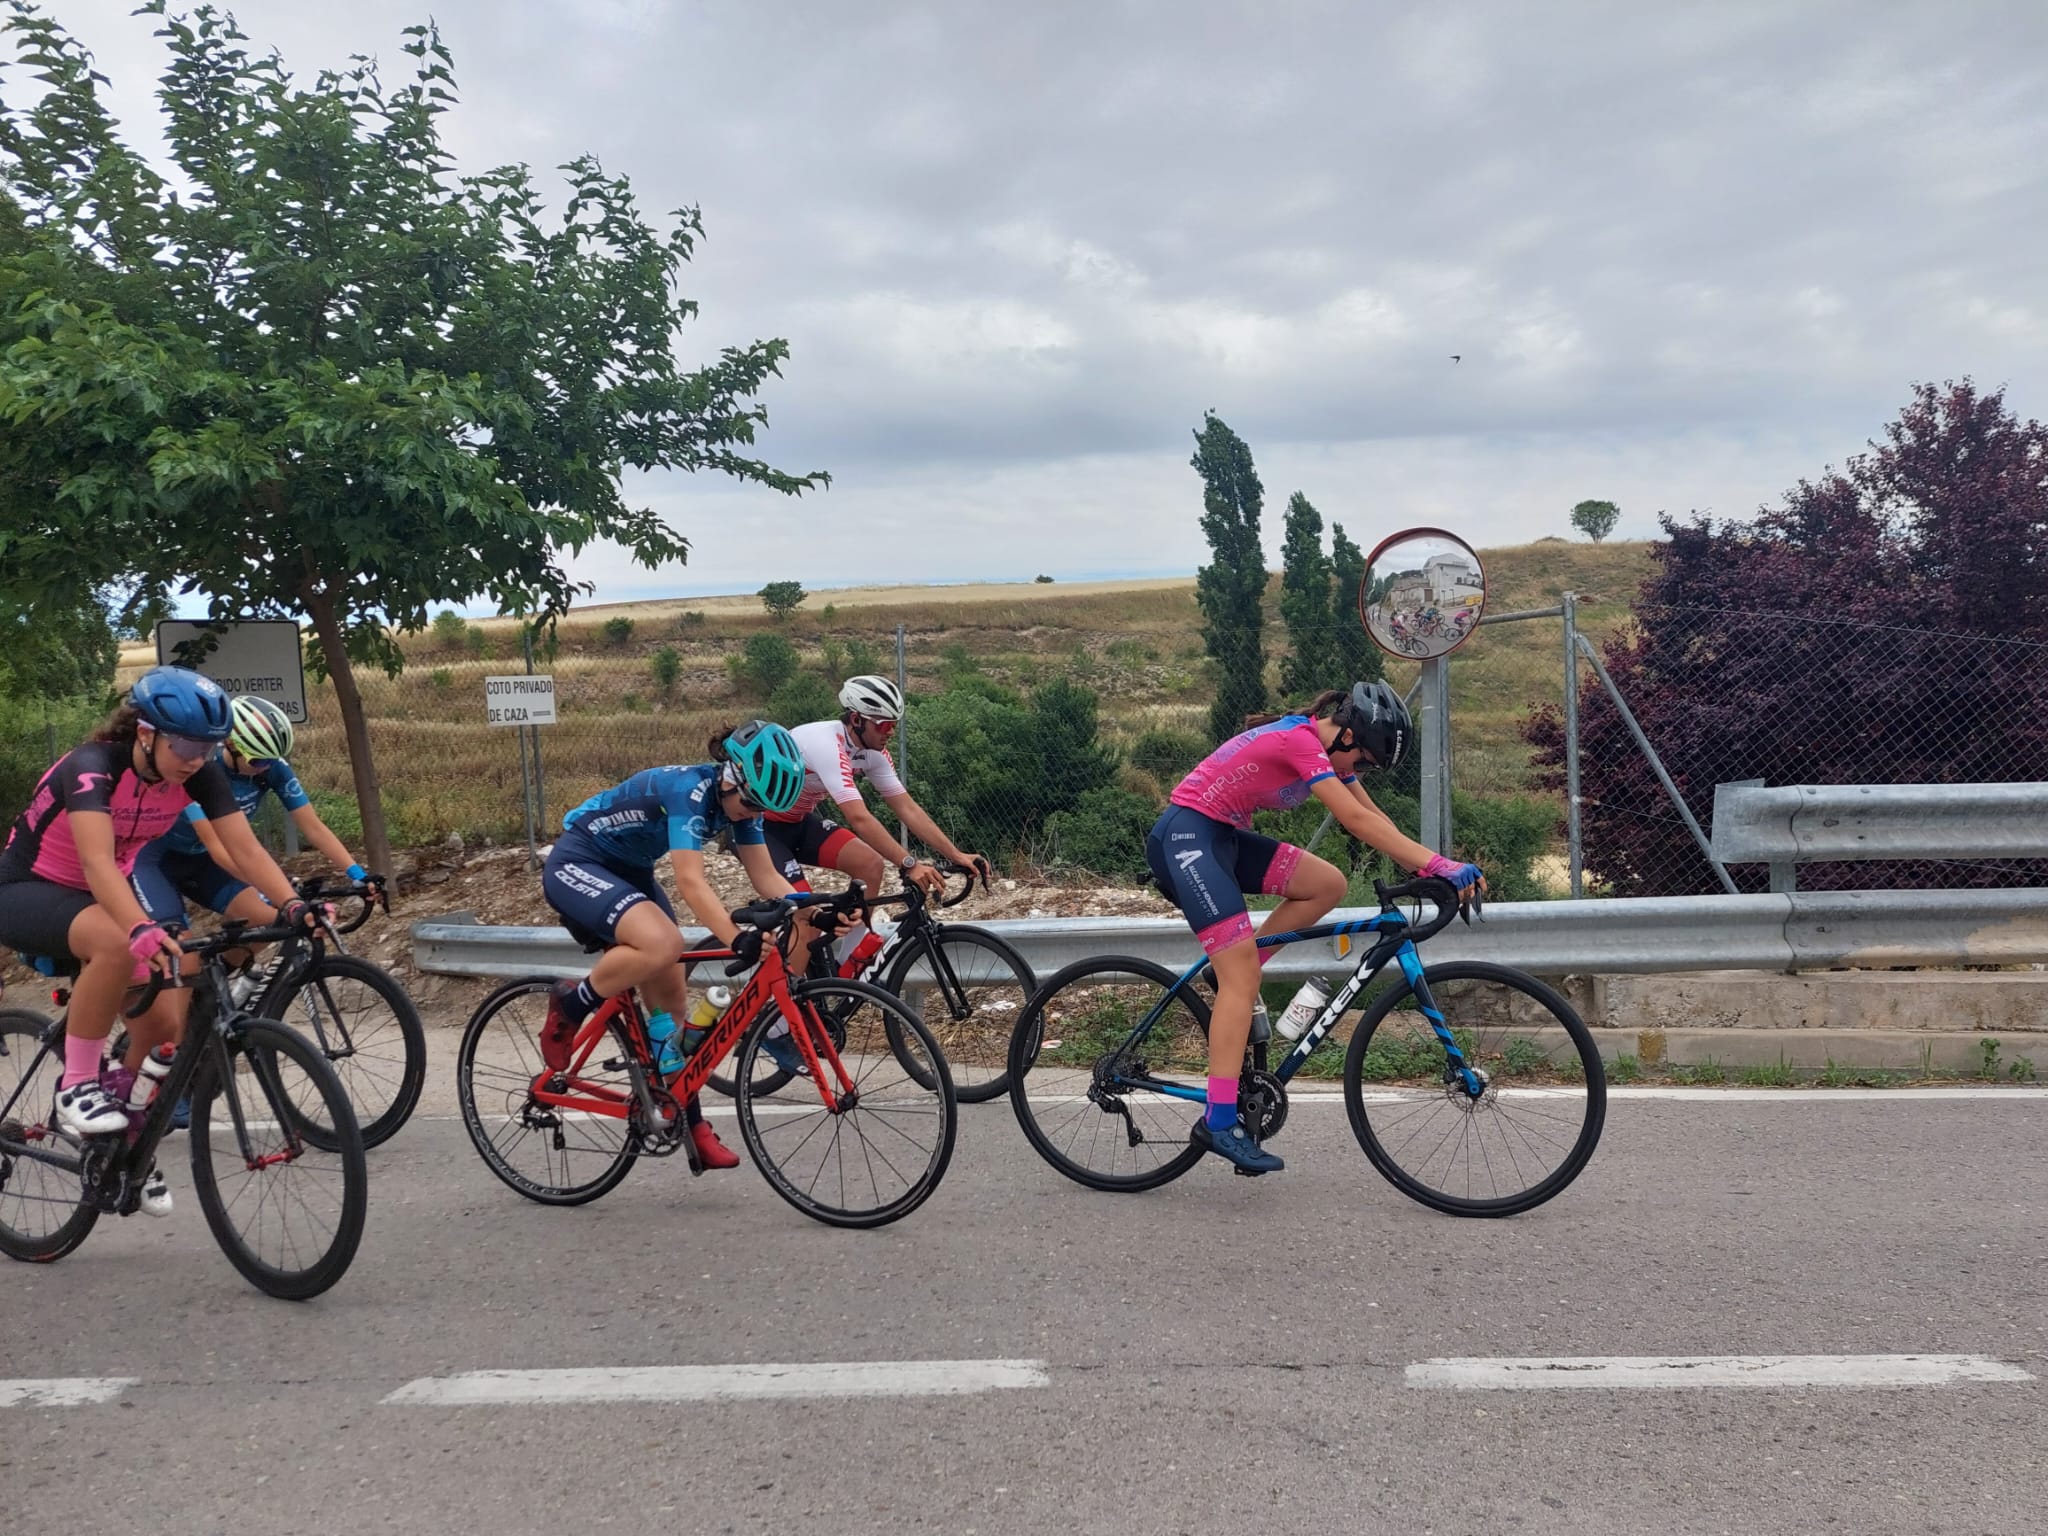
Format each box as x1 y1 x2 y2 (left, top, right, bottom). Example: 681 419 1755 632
6 1089 2046 1536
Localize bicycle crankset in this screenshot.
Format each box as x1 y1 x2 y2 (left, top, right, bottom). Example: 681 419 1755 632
630 1086 690 1157
1237 1067 1288 1142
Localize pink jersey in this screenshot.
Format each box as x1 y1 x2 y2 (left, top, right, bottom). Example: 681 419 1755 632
768 720 907 823
0 742 236 889
1169 717 1354 831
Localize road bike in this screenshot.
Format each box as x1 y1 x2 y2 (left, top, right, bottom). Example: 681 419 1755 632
456 885 957 1228
705 862 1034 1104
1006 876 1606 1215
0 921 369 1297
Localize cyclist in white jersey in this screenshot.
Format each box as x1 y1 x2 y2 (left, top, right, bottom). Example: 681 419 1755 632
761 676 989 902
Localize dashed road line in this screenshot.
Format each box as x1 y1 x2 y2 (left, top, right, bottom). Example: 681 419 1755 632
1405 1354 2036 1391
382 1358 1052 1406
0 1378 138 1407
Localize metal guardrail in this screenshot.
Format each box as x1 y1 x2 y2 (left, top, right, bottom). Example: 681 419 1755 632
413 886 2048 983
1712 782 2048 891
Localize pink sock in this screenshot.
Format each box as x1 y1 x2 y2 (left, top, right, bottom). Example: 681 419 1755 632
1207 1075 1239 1108
61 1032 106 1091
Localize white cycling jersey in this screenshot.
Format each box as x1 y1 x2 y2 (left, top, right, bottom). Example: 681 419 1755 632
768 719 906 823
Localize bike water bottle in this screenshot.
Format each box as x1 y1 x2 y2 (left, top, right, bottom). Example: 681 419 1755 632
126 1043 175 1113
833 920 888 977
687 986 732 1032
1274 976 1333 1041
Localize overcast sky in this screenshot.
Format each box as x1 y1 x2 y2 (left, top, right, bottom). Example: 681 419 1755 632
50 0 2048 602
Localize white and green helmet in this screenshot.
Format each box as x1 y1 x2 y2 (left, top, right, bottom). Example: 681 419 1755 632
228 695 294 762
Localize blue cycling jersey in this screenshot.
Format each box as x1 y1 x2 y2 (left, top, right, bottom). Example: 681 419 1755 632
162 757 311 856
561 763 764 869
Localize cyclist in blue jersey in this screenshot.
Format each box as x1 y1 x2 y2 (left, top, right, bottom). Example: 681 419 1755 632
537 720 811 1172
131 696 377 935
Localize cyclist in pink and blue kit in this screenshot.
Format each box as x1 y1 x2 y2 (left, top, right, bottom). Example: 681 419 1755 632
1146 681 1484 1175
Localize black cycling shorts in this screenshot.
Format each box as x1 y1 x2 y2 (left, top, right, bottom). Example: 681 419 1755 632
541 833 676 950
0 876 100 962
759 810 858 891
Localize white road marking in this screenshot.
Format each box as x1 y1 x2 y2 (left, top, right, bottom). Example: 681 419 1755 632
383 1358 1050 1406
0 1377 139 1407
1406 1354 2035 1391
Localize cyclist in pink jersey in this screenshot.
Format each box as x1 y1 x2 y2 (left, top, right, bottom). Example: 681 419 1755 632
0 668 316 1169
1146 681 1484 1175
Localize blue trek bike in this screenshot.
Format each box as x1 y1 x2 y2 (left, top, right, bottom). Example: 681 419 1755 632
1005 877 1606 1215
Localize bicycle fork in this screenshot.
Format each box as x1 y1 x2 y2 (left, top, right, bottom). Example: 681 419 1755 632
1397 949 1486 1099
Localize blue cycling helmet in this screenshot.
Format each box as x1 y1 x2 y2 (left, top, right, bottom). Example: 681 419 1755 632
723 719 806 814
129 666 232 742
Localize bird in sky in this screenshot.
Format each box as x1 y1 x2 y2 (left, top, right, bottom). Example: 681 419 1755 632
1450 354 1462 363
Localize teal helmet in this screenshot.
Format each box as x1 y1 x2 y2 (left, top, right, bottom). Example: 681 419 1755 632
723 719 805 814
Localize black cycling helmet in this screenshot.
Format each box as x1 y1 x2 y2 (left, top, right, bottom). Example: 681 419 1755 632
129 666 232 743
1333 680 1410 771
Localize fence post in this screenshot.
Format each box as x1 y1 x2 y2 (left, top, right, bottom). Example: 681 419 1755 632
1562 591 1582 898
1574 630 1738 895
894 623 909 789
45 712 58 765
522 626 544 867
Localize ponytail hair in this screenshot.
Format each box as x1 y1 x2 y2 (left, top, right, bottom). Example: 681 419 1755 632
89 702 145 752
1243 689 1347 732
705 723 741 762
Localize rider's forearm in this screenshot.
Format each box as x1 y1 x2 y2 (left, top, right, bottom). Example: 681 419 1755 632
292 807 356 873
216 817 300 908
1323 784 1436 872
673 869 739 944
841 801 911 866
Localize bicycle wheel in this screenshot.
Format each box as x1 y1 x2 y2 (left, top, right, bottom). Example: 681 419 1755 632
264 954 426 1149
884 926 1035 1103
0 1009 98 1263
187 1019 367 1299
734 978 956 1229
456 977 638 1206
1342 960 1606 1217
1007 956 1211 1193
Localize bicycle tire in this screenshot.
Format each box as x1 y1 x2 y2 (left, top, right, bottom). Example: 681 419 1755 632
1342 960 1606 1217
1006 955 1211 1193
883 925 1035 1104
187 1019 367 1299
264 954 426 1149
0 1008 98 1264
735 977 956 1229
456 976 639 1206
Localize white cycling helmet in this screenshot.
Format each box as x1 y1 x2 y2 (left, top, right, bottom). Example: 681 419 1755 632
838 674 905 721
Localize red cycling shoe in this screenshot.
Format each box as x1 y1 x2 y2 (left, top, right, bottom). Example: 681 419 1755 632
690 1120 740 1170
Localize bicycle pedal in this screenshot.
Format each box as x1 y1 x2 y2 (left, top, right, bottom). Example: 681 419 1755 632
1233 1165 1266 1178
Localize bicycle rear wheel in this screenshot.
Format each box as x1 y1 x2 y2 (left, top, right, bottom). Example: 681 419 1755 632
265 954 426 1149
0 1009 98 1263
1006 956 1211 1193
734 978 956 1229
1342 960 1606 1216
884 926 1035 1103
456 977 638 1206
188 1019 367 1299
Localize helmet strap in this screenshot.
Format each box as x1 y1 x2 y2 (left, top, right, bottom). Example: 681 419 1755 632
132 726 166 784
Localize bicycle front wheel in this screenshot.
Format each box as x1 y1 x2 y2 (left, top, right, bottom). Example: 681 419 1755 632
265 954 426 1148
188 1019 368 1299
1342 960 1606 1216
456 977 639 1206
0 1009 98 1263
884 926 1035 1103
734 978 956 1229
1006 956 1211 1193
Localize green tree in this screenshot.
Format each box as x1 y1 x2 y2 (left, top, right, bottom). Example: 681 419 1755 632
0 3 825 876
0 587 118 702
1277 492 1339 698
1328 522 1384 685
650 645 681 697
759 580 808 620
726 632 800 697
1190 412 1269 741
1571 499 1621 542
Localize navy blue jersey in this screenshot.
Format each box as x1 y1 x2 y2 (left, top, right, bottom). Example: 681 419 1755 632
561 763 764 869
162 757 310 856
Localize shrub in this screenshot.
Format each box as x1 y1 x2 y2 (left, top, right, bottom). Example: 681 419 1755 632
305 787 364 845
821 603 837 622
1450 791 1559 902
1034 574 1054 583
651 646 682 694
727 632 801 697
429 667 453 690
464 624 487 658
601 616 636 648
820 638 845 678
845 638 882 676
678 610 706 629
430 609 466 648
1129 728 1206 781
1042 786 1157 877
759 580 807 620
767 671 839 727
621 692 648 714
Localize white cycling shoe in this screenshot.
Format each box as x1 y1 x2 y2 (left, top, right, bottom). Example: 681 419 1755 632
54 1080 129 1139
138 1164 172 1219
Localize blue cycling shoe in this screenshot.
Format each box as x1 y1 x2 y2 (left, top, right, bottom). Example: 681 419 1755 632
758 1029 811 1078
1192 1118 1283 1175
169 1094 191 1132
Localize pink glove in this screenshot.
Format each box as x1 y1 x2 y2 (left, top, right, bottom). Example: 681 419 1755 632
1422 855 1483 891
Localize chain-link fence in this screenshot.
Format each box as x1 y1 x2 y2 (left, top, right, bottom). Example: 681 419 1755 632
14 598 2046 899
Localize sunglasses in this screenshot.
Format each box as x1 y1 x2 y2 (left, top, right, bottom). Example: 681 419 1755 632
151 730 219 762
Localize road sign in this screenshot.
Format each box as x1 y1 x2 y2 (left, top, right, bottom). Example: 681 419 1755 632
154 620 309 723
485 674 557 727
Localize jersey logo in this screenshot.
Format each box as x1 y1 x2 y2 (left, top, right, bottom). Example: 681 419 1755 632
74 772 112 796
1175 849 1204 871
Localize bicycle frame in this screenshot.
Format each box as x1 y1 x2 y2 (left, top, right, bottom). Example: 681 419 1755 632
530 928 862 1126
1105 906 1484 1104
